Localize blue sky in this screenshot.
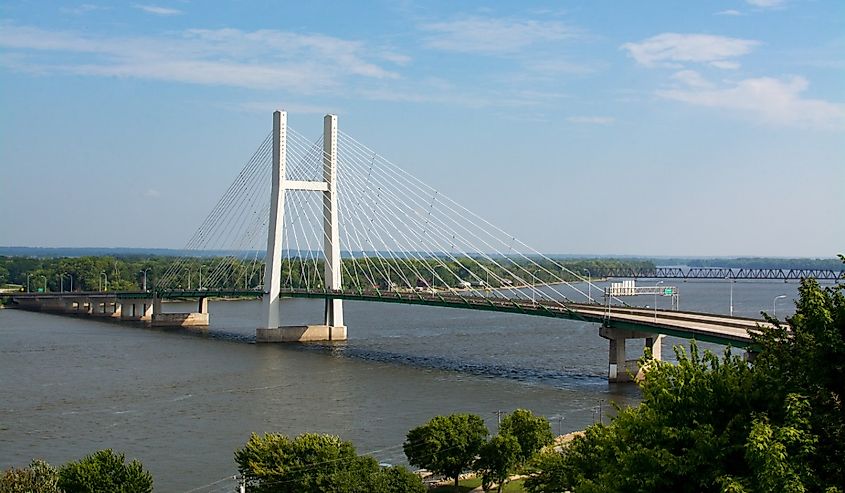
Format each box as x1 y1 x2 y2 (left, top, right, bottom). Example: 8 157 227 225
1 0 843 256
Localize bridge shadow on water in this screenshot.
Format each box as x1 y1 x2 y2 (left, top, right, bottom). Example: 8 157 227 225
288 342 614 391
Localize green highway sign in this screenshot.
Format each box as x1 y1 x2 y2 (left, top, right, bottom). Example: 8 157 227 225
663 287 674 296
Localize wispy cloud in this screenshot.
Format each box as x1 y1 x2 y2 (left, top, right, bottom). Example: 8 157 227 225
746 0 786 8
420 16 578 55
659 72 844 128
715 9 743 16
134 4 182 16
230 101 342 115
567 116 615 125
0 23 403 92
61 4 107 15
671 70 712 89
621 33 759 68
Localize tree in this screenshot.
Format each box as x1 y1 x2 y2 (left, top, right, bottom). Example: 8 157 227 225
235 432 424 492
58 449 152 493
525 273 845 493
404 413 488 490
377 465 427 493
498 408 553 465
0 459 62 493
751 273 845 487
475 434 521 493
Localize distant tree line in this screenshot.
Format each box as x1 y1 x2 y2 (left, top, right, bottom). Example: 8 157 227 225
0 255 654 293
672 257 843 270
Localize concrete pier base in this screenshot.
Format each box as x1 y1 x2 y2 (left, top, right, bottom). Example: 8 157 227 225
150 296 209 327
600 325 663 383
256 325 347 343
151 312 209 327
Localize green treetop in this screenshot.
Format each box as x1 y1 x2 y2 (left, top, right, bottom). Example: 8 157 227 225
404 413 488 491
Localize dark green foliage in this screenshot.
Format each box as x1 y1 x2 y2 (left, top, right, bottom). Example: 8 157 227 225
376 465 428 493
525 272 845 493
0 459 62 493
234 432 424 493
498 408 554 465
686 257 843 270
750 273 845 488
58 449 152 493
0 255 654 293
404 413 488 490
475 434 521 493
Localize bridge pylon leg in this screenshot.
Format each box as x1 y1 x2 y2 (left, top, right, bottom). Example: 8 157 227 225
321 113 345 340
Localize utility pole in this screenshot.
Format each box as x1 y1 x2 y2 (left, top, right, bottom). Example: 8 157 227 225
555 416 564 436
492 410 505 427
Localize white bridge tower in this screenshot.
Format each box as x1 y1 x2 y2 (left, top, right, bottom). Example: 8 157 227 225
257 110 346 342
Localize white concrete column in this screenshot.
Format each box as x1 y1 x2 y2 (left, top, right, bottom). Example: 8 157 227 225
261 110 287 329
608 336 626 382
142 301 153 320
646 334 664 361
322 114 343 329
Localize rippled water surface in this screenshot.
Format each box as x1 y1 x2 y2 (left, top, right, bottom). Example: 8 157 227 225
0 279 809 491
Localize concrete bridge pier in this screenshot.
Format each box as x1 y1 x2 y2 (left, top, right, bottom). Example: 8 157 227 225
119 299 154 321
151 295 210 328
90 299 120 318
63 299 82 314
600 325 663 383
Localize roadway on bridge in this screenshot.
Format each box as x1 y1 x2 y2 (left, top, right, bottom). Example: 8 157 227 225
8 288 776 347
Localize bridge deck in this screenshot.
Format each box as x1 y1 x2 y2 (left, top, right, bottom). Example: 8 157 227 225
7 288 774 347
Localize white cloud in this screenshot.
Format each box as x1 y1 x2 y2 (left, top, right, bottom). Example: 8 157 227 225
523 59 596 75
134 5 182 16
566 116 615 125
715 9 743 16
61 4 107 15
710 60 740 70
621 33 759 68
0 23 403 92
420 16 578 55
658 74 845 128
746 0 785 8
231 101 341 115
671 70 712 89
144 189 160 197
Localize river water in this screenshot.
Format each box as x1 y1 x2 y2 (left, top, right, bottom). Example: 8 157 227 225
0 279 815 491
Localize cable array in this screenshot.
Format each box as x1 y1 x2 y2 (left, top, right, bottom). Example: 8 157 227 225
157 122 609 308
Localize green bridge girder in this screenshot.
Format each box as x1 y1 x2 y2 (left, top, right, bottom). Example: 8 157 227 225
7 288 756 347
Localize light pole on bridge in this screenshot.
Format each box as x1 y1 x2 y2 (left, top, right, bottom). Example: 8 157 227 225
100 271 108 292
38 275 47 292
773 294 787 319
726 276 733 317
583 268 592 303
654 281 663 322
140 268 151 292
26 273 32 292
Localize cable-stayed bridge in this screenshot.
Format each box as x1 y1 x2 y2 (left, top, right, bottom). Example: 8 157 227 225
10 111 799 382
